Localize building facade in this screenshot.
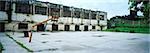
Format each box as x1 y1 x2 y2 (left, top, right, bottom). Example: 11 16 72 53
0 1 107 32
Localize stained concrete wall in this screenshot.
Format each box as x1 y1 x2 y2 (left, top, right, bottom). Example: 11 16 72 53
32 14 48 22
5 22 37 31
0 11 8 20
11 13 32 22
11 13 48 22
73 18 81 24
1 1 107 32
91 20 97 25
5 23 18 31
83 19 90 25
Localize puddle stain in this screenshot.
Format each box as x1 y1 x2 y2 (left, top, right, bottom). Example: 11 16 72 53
127 38 139 40
61 45 85 51
41 34 49 35
92 35 106 37
41 41 49 43
55 40 62 42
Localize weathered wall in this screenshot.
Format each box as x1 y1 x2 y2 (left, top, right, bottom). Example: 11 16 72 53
0 11 8 20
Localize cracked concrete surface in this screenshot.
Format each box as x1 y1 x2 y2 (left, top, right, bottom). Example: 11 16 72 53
3 31 150 53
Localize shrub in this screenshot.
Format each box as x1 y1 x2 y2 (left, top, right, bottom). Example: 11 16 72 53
0 42 4 52
129 30 135 33
115 29 120 32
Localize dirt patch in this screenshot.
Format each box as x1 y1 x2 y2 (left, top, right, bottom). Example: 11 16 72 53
41 41 49 43
61 45 84 51
55 40 62 42
92 35 106 37
127 38 139 40
41 34 49 35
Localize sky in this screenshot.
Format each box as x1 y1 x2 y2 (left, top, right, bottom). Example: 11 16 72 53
38 0 130 19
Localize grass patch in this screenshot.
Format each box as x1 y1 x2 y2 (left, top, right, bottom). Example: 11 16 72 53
105 27 150 34
0 42 4 53
115 23 149 28
5 33 33 52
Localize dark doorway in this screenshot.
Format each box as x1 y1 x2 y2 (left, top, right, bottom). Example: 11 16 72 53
92 26 95 29
0 23 5 32
75 25 80 31
37 24 45 31
52 24 58 31
65 25 70 31
84 25 88 31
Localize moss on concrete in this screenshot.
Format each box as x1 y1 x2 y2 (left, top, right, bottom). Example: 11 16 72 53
0 42 4 53
5 34 33 52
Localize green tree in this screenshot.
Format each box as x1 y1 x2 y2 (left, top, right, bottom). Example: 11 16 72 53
128 0 150 18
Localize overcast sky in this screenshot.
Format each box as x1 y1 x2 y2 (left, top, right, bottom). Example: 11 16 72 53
38 0 130 19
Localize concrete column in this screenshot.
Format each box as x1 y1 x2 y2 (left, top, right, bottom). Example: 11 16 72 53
71 7 74 24
96 11 99 20
89 10 91 25
96 11 99 25
104 12 107 21
30 4 35 22
80 8 84 24
32 4 35 15
12 2 15 13
60 5 63 17
46 6 48 16
5 1 7 11
104 12 107 30
30 4 32 14
96 12 100 25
